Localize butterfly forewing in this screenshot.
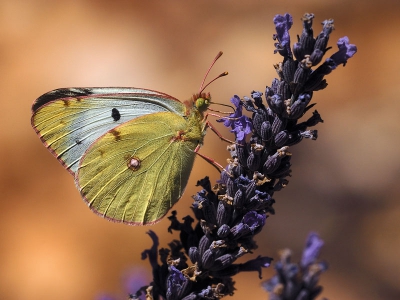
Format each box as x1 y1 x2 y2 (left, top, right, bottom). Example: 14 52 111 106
76 111 202 225
31 88 186 174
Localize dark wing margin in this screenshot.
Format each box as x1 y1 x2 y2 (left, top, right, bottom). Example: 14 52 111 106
32 88 95 112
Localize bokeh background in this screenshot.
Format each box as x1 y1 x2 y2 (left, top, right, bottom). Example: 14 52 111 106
1 0 399 299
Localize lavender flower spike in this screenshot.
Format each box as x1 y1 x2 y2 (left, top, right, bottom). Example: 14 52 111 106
263 233 328 300
109 12 357 300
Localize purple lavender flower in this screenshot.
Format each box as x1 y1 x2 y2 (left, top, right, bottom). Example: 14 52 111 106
328 36 357 69
263 233 328 300
301 232 325 268
218 95 253 143
273 13 293 58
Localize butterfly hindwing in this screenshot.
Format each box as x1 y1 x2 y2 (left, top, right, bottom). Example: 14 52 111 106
76 111 202 225
31 88 186 174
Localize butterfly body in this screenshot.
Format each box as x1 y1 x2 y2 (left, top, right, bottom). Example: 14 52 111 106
32 87 210 225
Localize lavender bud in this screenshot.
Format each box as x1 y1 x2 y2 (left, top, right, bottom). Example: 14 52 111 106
277 80 291 100
271 116 287 135
269 159 291 178
309 49 324 66
293 60 311 87
289 93 311 119
209 253 235 271
245 178 257 200
166 266 192 300
226 177 236 197
216 199 233 227
188 247 200 264
260 121 273 141
267 83 277 96
293 42 304 61
236 144 249 167
230 223 251 239
315 19 335 51
198 235 213 259
217 224 231 238
267 94 285 115
285 130 303 146
252 109 268 136
242 96 256 112
264 147 290 174
274 62 284 80
199 199 217 225
282 58 297 83
233 189 245 208
247 147 262 172
274 130 289 148
264 152 282 174
251 90 264 107
202 249 216 269
294 13 316 60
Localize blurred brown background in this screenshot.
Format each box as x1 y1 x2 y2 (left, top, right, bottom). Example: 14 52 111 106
1 0 399 299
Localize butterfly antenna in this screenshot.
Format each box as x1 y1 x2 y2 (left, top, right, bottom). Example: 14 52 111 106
208 103 236 114
199 51 228 94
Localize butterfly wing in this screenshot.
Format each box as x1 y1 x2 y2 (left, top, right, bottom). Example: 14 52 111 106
31 87 186 175
76 111 202 225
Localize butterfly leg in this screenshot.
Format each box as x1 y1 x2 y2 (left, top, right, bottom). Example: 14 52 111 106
194 143 225 173
202 114 236 144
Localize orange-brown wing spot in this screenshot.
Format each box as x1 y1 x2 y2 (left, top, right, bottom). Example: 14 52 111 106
171 130 185 142
109 129 121 141
62 99 70 107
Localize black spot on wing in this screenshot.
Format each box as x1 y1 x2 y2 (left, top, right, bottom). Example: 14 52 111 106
111 108 121 121
32 88 94 112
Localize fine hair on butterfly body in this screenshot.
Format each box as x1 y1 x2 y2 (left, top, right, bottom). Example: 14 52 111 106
31 52 228 225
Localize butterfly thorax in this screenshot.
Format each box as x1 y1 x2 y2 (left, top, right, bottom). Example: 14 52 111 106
173 92 210 145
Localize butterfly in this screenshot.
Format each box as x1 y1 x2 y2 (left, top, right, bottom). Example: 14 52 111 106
31 52 228 225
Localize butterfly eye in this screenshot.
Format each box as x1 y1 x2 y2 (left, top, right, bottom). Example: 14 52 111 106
195 98 204 107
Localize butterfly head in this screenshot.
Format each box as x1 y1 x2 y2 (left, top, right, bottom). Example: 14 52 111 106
193 92 211 113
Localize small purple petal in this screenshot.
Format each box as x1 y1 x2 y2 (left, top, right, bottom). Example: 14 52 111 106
230 94 241 108
230 114 253 143
273 13 293 57
301 232 324 268
217 95 242 127
328 36 357 68
242 211 266 231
